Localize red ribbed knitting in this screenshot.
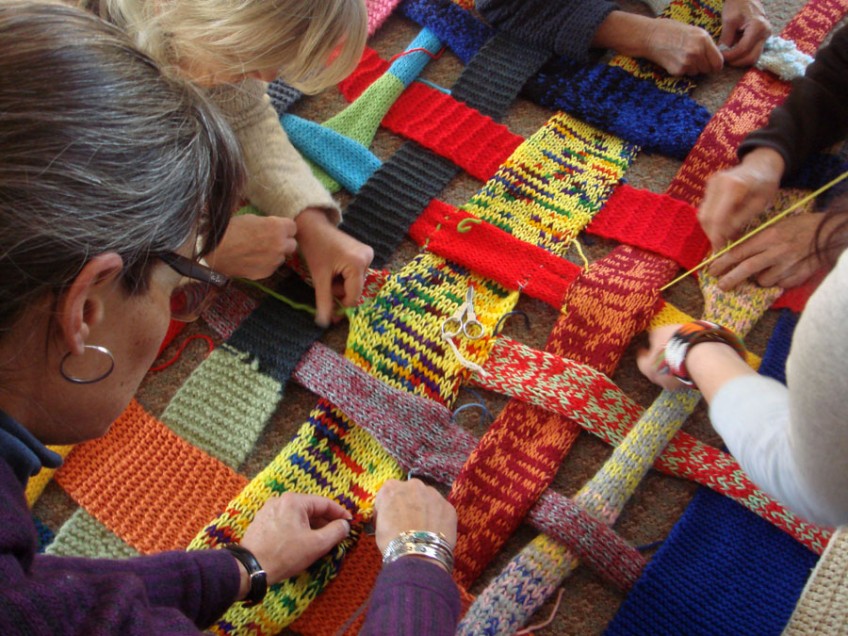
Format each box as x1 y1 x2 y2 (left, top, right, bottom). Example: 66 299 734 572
588 184 711 270
409 200 582 307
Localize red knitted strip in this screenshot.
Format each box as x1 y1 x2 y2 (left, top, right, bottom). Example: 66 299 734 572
55 399 248 553
667 0 848 205
771 267 827 312
551 245 677 375
409 200 582 307
449 400 581 587
157 320 187 358
587 184 711 270
339 47 523 181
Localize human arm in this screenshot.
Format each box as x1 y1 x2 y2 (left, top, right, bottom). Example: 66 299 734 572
360 479 460 636
637 253 848 527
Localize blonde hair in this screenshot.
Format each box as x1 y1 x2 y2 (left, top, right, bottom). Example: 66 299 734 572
98 0 367 93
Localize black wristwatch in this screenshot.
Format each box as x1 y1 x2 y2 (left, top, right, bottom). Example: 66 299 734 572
223 544 268 606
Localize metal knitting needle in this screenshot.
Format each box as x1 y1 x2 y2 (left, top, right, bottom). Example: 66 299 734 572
659 169 848 292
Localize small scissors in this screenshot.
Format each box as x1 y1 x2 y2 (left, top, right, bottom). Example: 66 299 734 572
441 286 485 340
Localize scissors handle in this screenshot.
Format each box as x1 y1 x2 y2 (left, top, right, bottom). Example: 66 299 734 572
441 316 464 339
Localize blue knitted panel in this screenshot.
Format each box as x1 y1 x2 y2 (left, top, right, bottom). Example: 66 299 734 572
604 487 817 636
33 515 54 553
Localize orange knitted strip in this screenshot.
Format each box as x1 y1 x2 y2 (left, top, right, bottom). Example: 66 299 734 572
55 399 248 554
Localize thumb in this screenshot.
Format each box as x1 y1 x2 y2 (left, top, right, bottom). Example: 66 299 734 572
310 518 351 553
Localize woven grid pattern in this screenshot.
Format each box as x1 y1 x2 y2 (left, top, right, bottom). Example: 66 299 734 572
28 0 848 634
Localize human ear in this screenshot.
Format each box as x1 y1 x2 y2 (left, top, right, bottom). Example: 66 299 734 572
54 253 124 356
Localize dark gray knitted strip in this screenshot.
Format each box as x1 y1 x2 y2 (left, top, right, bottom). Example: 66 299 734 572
341 146 458 267
267 79 302 115
341 33 549 267
226 277 323 385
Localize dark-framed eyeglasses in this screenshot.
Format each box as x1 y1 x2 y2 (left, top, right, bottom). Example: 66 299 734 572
158 252 230 322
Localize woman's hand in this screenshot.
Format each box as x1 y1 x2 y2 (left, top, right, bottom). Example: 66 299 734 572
698 147 785 251
240 493 352 587
206 214 298 280
720 0 771 67
295 208 374 328
372 479 457 555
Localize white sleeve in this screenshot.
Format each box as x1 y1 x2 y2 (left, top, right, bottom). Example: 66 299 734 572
708 250 848 529
709 375 834 525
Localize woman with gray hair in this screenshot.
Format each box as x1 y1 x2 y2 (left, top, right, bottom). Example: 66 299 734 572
0 4 458 634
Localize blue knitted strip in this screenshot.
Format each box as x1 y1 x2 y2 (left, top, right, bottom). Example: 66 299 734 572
282 115 380 194
389 28 444 87
401 0 710 158
604 487 818 636
758 310 797 385
267 79 301 116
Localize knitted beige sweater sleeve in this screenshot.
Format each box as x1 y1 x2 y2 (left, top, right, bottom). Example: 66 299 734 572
207 79 341 224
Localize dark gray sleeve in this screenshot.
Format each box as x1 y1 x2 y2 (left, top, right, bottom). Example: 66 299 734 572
475 0 619 64
739 23 848 175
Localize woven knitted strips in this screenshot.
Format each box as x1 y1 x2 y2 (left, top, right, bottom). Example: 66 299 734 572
460 112 636 257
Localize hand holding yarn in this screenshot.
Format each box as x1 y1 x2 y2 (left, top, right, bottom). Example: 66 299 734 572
206 214 298 280
720 0 772 66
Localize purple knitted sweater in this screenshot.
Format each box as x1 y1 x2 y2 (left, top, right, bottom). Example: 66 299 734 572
475 0 619 64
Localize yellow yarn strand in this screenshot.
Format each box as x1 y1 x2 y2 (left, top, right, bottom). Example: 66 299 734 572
660 169 848 291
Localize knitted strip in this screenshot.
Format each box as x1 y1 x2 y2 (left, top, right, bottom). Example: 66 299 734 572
24 444 72 507
338 47 524 182
757 35 815 80
341 31 549 266
202 285 258 341
408 200 582 307
266 79 301 117
586 184 711 270
160 346 282 468
667 0 848 205
605 488 820 636
45 509 138 559
784 527 848 635
347 253 513 404
54 399 249 554
190 401 403 635
460 112 637 257
291 342 647 590
402 0 712 158
772 267 828 313
758 310 797 384
282 114 382 194
365 0 403 35
33 516 54 553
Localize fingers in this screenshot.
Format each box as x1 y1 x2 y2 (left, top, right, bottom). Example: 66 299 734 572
299 493 352 523
373 479 457 553
312 269 335 328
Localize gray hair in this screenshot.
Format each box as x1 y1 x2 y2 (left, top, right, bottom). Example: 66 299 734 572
0 1 245 334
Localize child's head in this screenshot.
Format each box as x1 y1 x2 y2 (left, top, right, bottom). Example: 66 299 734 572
101 0 368 92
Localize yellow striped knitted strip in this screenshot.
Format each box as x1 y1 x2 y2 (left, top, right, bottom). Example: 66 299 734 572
190 403 403 634
460 111 636 257
347 252 517 404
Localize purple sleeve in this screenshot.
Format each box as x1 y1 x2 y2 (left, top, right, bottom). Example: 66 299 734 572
360 558 461 636
475 0 619 64
1 463 240 635
739 24 848 174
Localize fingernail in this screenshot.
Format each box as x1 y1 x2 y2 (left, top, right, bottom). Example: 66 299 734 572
342 520 351 535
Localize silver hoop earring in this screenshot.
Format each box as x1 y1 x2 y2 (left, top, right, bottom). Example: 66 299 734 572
60 345 115 385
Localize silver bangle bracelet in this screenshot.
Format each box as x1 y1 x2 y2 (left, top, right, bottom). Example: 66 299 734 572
382 530 454 572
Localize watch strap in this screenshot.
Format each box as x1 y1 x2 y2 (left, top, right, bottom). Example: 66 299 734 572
223 543 267 606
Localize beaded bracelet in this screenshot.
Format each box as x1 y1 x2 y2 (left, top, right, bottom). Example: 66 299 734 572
660 320 747 390
382 530 455 573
